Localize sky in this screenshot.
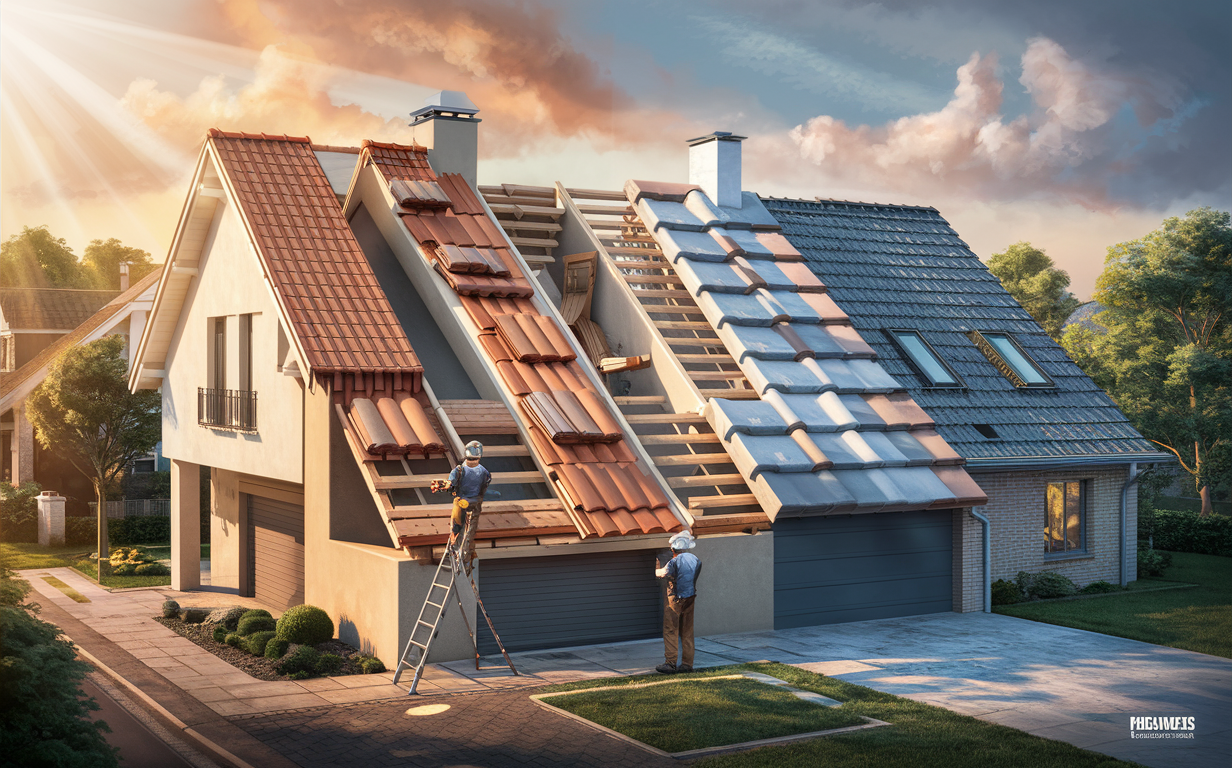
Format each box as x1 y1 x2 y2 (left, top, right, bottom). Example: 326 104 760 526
2 0 1228 300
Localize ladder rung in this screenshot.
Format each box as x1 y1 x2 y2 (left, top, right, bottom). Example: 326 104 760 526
425 601 443 609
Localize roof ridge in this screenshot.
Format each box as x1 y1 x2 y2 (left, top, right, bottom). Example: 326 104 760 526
311 143 361 154
207 128 312 143
361 138 428 152
760 194 939 213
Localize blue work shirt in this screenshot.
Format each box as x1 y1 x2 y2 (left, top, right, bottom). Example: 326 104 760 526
665 552 701 599
448 463 491 502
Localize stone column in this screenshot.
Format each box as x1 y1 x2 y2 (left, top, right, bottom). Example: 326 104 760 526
171 459 201 591
37 491 65 546
13 405 34 485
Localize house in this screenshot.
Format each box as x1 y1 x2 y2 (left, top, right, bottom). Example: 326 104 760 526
2 275 158 498
140 90 1160 667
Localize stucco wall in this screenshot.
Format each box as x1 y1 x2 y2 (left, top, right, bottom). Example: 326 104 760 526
970 465 1135 590
691 532 775 636
209 468 243 592
160 202 303 483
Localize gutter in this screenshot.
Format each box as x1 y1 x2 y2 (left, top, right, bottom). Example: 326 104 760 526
964 452 1174 470
969 508 991 613
1120 462 1142 588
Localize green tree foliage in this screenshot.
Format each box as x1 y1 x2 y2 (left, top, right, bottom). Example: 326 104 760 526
988 242 1082 339
1064 208 1232 516
0 565 119 767
81 239 157 291
0 226 90 288
25 336 161 577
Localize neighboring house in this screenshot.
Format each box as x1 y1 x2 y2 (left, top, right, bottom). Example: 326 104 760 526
1062 301 1107 333
2 275 158 498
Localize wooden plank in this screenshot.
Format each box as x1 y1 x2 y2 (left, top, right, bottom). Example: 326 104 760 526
668 474 747 489
654 320 716 331
480 184 556 198
587 221 647 231
613 395 665 405
566 188 626 200
494 220 562 232
510 236 560 249
622 275 681 285
577 203 633 216
374 470 545 490
687 371 748 381
387 499 567 520
477 444 531 457
676 353 736 362
650 453 735 466
633 289 694 299
637 433 720 445
623 412 707 425
699 388 760 400
487 203 565 218
485 194 560 208
607 247 662 257
688 493 759 510
609 259 666 269
644 305 706 316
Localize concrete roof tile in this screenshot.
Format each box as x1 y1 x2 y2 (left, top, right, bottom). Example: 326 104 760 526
729 432 816 478
636 197 706 232
744 358 831 394
717 323 799 362
658 228 731 263
683 190 723 228
706 398 790 439
752 470 858 517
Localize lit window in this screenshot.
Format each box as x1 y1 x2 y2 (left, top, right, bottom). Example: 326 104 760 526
969 331 1053 388
885 330 963 388
1045 481 1085 555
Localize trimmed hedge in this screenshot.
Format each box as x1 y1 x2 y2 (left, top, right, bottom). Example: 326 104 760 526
65 516 171 546
237 615 276 636
1139 507 1232 557
245 631 277 657
264 638 290 660
277 646 320 677
275 605 334 646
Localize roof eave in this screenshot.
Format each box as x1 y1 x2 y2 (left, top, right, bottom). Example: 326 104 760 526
964 452 1176 471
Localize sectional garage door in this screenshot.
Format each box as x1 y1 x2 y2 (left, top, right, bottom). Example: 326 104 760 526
477 549 662 655
247 495 305 611
774 511 952 628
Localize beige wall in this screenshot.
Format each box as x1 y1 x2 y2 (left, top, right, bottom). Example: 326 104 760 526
209 468 244 592
160 202 303 483
970 465 1135 592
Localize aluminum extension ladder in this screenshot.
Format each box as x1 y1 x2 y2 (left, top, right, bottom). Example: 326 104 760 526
391 512 518 695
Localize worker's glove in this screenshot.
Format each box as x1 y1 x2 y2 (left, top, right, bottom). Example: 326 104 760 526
429 480 450 494
654 567 667 578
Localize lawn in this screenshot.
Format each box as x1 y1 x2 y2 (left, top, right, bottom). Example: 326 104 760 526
541 664 1140 768
540 676 864 753
0 541 208 590
997 551 1232 658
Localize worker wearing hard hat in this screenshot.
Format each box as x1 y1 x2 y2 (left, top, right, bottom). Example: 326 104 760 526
656 530 701 674
432 441 491 570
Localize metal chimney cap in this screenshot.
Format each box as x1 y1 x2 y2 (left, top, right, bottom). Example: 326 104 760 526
411 90 480 121
686 131 747 146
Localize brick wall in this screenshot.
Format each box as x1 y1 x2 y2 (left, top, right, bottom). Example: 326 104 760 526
964 466 1135 612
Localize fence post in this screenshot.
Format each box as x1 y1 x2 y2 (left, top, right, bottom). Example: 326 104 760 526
37 491 66 546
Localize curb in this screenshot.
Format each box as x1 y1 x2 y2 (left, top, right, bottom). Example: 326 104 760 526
72 641 259 768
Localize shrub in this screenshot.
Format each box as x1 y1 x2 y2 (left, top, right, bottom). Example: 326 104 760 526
212 625 228 643
208 606 248 631
0 481 41 542
65 517 96 545
1080 581 1121 594
237 615 276 636
66 517 172 546
1015 570 1078 600
134 562 169 577
277 646 320 677
275 605 334 646
240 609 272 621
264 638 291 660
224 633 242 647
245 631 277 657
287 670 313 680
1139 507 1232 557
990 579 1023 606
357 655 386 675
1138 546 1173 578
162 600 181 619
315 653 344 675
182 608 207 623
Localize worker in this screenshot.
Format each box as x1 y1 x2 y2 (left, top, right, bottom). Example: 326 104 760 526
656 530 701 674
430 441 490 571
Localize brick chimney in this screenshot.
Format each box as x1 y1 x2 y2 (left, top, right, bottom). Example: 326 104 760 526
687 132 746 209
410 91 481 190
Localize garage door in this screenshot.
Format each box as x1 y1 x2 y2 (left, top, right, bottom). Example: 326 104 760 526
477 549 662 655
247 495 305 611
774 511 952 629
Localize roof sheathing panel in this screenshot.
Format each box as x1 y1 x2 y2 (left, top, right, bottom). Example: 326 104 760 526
630 181 986 518
208 130 422 384
761 197 1155 461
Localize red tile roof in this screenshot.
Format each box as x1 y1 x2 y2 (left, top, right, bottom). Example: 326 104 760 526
208 130 422 388
360 142 681 539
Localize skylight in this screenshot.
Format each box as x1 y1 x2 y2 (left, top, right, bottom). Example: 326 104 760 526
970 331 1054 388
885 330 963 388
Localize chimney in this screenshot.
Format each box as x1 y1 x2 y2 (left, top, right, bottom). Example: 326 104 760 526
119 262 130 292
687 131 747 209
410 91 481 190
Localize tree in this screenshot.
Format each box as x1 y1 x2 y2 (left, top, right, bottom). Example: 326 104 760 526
25 336 160 579
0 565 119 767
988 242 1082 339
1064 208 1232 516
82 239 157 291
0 226 90 288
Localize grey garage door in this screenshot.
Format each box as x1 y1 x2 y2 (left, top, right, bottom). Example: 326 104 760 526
774 511 952 629
477 549 662 655
247 495 305 611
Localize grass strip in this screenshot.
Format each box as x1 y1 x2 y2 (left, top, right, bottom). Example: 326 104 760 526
997 551 1232 658
71 559 171 590
40 575 90 603
0 542 94 570
541 675 863 753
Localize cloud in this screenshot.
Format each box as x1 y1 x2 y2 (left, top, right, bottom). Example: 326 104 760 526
764 37 1190 207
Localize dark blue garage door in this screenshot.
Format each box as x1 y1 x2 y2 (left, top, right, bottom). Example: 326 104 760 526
774 511 952 628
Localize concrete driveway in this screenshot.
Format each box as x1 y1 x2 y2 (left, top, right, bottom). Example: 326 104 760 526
448 612 1229 768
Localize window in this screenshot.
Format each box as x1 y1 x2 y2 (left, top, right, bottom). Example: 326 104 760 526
240 314 253 393
968 330 1054 388
132 458 156 473
211 317 227 391
1045 481 1086 555
884 329 963 387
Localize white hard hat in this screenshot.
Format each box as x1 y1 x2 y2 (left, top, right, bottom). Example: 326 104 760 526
464 441 483 459
669 530 696 551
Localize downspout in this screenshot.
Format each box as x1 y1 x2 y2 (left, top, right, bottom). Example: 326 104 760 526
969 508 991 613
1120 462 1140 588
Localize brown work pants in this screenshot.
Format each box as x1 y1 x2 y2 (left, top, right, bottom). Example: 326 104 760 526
663 595 695 667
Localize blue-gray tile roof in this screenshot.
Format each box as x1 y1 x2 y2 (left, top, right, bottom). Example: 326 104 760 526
761 197 1155 463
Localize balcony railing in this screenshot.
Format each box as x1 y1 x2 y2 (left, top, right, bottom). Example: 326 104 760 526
198 388 258 432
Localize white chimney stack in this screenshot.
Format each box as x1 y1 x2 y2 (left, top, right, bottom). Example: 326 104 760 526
688 131 746 209
119 262 130 292
410 91 481 190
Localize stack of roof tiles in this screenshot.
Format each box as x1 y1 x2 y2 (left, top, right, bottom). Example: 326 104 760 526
361 142 681 538
627 180 986 519
760 198 1158 461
